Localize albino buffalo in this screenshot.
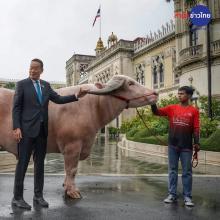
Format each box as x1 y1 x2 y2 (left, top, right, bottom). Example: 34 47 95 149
0 75 158 198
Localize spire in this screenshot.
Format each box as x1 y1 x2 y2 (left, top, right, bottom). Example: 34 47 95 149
95 37 105 56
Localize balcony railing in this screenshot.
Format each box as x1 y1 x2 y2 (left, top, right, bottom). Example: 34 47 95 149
78 74 88 84
179 44 203 65
212 40 220 56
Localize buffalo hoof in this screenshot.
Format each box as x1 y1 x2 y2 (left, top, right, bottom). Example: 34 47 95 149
65 189 82 199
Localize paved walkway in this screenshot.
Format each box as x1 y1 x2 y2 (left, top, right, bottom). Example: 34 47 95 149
0 174 219 220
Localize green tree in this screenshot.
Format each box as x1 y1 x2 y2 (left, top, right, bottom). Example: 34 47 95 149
3 82 16 90
159 93 179 107
199 96 220 120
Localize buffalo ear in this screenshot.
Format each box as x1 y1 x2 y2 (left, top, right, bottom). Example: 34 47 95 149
95 82 105 89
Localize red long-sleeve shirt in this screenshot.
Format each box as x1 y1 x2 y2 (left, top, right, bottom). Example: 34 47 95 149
153 104 200 149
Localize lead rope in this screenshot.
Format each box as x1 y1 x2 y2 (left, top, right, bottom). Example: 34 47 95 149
192 147 199 168
136 108 198 168
136 108 167 146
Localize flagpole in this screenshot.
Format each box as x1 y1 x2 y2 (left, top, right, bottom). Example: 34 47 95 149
99 5 101 38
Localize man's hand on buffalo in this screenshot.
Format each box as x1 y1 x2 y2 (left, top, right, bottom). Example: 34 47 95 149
13 128 22 143
76 87 89 99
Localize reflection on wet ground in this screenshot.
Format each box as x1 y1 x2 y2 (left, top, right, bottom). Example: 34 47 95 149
31 136 169 174
0 136 169 174
0 175 219 219
0 136 218 174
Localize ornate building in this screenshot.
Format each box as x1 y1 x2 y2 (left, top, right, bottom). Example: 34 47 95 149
133 20 177 98
174 0 220 98
66 22 176 129
66 0 220 130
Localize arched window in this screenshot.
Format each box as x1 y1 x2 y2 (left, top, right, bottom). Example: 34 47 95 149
152 54 164 89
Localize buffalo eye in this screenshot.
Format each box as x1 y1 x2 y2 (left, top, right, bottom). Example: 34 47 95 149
128 81 134 86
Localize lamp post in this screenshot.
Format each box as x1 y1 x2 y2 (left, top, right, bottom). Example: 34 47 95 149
206 0 212 119
188 76 199 107
191 90 199 107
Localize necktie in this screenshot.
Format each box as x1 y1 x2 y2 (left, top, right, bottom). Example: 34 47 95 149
36 80 42 104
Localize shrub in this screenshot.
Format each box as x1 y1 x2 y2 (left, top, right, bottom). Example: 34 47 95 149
200 115 219 138
128 135 168 145
159 93 179 107
120 93 220 143
126 127 139 138
3 82 16 90
201 129 220 151
108 127 119 136
132 128 152 139
149 117 169 135
120 120 133 134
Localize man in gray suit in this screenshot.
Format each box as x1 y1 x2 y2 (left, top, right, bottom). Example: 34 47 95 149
12 58 88 210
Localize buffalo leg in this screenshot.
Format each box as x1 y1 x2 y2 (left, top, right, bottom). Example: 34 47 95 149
63 142 81 199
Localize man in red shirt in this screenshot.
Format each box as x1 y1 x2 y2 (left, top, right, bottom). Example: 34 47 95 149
151 86 200 207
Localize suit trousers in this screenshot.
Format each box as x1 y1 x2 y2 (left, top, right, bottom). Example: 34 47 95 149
13 123 47 199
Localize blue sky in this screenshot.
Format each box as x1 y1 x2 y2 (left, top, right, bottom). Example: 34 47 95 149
0 0 174 81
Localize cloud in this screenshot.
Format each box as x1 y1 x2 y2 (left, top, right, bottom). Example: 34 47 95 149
0 0 173 81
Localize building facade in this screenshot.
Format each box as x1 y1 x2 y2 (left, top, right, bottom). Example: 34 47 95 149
66 21 177 129
66 0 220 129
133 20 177 99
66 54 95 86
174 0 220 97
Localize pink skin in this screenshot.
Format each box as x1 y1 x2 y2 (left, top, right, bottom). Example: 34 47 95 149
0 75 158 199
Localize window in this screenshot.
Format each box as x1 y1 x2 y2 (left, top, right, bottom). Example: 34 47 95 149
152 55 164 89
153 66 158 89
159 63 164 88
189 24 198 46
79 63 88 78
174 73 179 84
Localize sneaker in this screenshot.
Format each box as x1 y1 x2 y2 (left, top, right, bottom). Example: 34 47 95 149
164 194 177 203
184 197 194 207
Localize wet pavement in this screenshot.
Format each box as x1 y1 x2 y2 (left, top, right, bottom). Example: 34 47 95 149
0 137 206 175
0 174 219 220
0 136 220 219
0 137 170 175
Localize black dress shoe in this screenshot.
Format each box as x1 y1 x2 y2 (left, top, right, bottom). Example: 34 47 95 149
11 198 32 210
33 196 49 208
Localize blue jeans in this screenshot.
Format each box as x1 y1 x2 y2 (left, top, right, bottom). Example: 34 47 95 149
168 146 193 199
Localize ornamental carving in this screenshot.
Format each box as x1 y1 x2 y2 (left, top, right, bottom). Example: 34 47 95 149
135 63 145 85
152 54 164 89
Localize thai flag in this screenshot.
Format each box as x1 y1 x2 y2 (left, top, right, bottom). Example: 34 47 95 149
92 7 101 27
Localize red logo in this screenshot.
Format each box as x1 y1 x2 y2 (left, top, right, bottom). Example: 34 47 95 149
175 11 189 19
